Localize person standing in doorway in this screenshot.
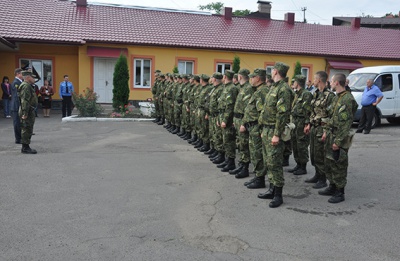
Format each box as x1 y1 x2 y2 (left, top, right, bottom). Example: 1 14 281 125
40 79 54 117
59 75 74 117
1 76 12 118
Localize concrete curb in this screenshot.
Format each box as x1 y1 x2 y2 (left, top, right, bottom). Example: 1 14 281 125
62 115 155 123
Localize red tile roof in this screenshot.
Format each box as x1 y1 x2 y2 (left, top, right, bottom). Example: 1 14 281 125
1 0 400 60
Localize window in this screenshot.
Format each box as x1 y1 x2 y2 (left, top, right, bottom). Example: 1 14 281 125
178 61 194 74
216 63 231 73
374 74 393 92
301 67 310 82
19 58 53 87
266 66 274 75
134 58 151 88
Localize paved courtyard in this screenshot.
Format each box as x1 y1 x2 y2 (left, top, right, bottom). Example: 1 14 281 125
1 113 400 260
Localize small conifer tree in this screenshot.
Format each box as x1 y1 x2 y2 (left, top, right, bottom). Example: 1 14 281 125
112 54 130 110
293 61 302 81
172 65 179 74
232 55 240 73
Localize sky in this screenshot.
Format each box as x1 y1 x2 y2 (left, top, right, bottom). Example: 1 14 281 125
89 0 399 24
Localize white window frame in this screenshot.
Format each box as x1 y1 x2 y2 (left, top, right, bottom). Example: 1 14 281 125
301 67 310 82
19 58 53 88
266 66 274 75
216 63 232 74
134 58 152 88
178 60 194 74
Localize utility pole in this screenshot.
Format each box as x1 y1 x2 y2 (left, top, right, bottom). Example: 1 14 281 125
301 7 307 23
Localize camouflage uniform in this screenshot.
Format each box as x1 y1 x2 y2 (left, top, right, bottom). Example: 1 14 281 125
309 87 335 184
291 76 313 169
198 78 213 145
192 82 202 137
209 74 224 154
18 75 38 147
283 88 295 165
325 89 358 190
218 70 239 159
233 71 254 164
151 75 160 118
173 77 185 129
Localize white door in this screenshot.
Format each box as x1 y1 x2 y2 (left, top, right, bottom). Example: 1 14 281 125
374 73 396 116
94 58 117 103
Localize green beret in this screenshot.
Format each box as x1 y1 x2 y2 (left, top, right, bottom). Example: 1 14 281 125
249 68 267 78
224 70 235 79
273 62 290 76
238 68 250 77
154 69 161 73
182 74 189 80
160 74 165 78
200 74 210 81
233 74 238 79
294 74 306 86
22 71 36 77
193 75 200 81
213 72 223 80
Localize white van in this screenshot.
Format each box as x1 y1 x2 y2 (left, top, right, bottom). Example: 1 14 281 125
348 65 400 127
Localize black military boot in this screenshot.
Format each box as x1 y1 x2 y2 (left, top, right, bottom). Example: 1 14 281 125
304 172 319 183
246 176 266 189
269 186 283 208
209 150 219 159
282 155 290 167
288 163 300 173
244 177 257 186
199 143 210 152
194 139 203 148
221 158 236 172
318 183 336 196
163 121 171 128
21 144 37 154
217 156 229 168
205 147 215 155
171 126 180 134
188 134 198 144
177 128 186 136
167 125 175 132
229 162 243 175
328 187 345 203
213 153 225 164
183 132 191 140
313 176 327 189
293 164 307 175
258 183 275 199
235 162 249 178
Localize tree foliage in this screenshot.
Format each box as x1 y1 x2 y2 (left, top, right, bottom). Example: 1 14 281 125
293 61 302 81
112 54 130 110
172 65 179 74
232 55 240 73
233 9 251 16
198 2 251 16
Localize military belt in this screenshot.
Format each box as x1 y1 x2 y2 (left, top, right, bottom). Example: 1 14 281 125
234 113 244 119
262 124 275 129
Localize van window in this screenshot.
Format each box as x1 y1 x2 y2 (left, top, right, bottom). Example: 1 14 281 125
374 74 393 92
348 73 377 92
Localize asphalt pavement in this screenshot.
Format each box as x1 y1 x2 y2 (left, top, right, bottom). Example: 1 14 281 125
1 112 400 261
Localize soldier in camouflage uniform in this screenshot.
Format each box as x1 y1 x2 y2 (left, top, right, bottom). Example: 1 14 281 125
167 74 179 132
283 79 295 167
187 77 199 144
178 75 191 138
18 71 38 154
258 62 292 208
208 73 225 164
319 73 358 203
304 71 335 189
229 69 254 178
288 75 313 175
217 70 239 172
163 74 173 129
172 75 186 134
240 69 270 186
191 77 204 148
151 70 161 123
205 76 219 158
156 74 166 125
197 75 213 152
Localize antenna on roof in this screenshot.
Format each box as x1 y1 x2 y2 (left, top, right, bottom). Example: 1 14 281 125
301 7 307 23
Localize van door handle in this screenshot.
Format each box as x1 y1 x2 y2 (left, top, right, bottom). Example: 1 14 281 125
386 97 394 99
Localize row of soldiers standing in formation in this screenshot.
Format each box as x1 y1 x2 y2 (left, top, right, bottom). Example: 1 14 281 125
151 62 358 208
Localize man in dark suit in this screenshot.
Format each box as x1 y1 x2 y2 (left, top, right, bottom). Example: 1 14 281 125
10 68 23 144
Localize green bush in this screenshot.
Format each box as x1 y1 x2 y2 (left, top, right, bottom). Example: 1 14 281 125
72 88 104 117
232 55 240 73
112 54 130 111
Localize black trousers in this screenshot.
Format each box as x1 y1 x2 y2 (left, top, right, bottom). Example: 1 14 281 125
357 104 375 131
62 96 72 117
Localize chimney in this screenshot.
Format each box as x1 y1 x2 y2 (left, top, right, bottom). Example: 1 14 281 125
257 1 271 19
351 17 361 28
222 7 232 20
76 0 87 6
285 13 295 25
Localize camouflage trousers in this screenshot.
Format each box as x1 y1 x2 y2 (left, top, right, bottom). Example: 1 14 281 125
158 99 164 118
222 123 236 159
153 98 160 117
325 131 349 189
20 110 35 145
174 103 182 127
199 111 210 143
249 124 265 177
291 119 310 164
262 126 284 187
283 140 292 157
190 106 197 135
169 102 175 125
163 99 171 122
181 105 190 130
234 117 250 163
310 125 326 178
210 116 224 152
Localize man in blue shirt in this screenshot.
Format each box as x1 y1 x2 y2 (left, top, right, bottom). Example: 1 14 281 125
59 75 74 117
356 79 383 134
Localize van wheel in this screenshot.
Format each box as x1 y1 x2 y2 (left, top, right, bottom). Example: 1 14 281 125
371 112 380 128
387 117 400 124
